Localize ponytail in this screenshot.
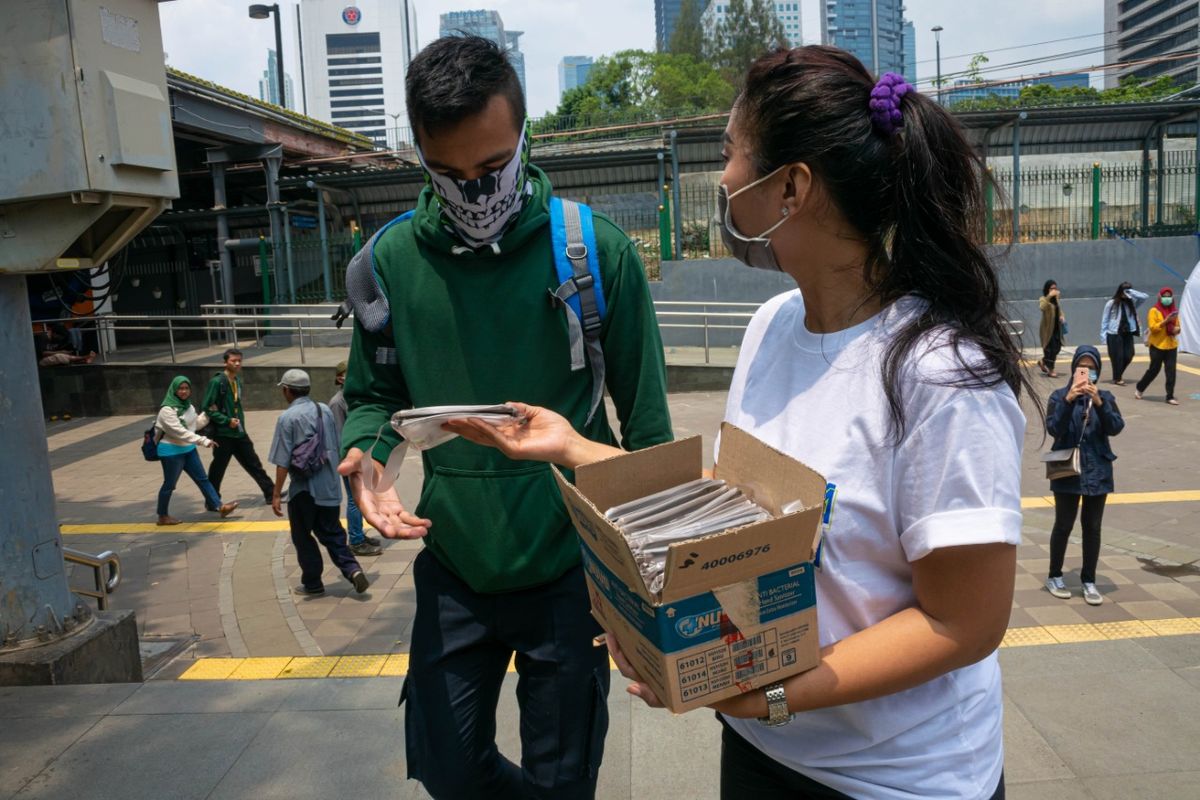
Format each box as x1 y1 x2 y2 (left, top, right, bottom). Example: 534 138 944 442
737 46 1035 441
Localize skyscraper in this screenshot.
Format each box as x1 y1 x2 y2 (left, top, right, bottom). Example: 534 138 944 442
257 49 295 109
559 56 594 98
1103 0 1199 88
901 19 916 83
656 0 684 52
702 2 804 48
298 0 415 146
822 0 905 76
439 10 527 99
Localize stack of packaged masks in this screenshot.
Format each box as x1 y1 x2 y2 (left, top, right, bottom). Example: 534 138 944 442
604 478 771 594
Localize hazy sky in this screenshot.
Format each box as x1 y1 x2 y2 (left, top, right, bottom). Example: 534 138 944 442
160 1 1104 121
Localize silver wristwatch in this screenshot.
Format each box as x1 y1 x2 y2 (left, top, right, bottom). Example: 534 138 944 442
758 681 794 727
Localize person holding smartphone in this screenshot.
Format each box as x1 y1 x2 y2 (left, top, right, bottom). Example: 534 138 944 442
1135 287 1182 405
1044 345 1125 606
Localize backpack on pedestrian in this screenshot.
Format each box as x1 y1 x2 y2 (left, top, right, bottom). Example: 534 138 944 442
333 198 609 423
141 425 161 461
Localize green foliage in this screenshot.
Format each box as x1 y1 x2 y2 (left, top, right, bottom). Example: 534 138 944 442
535 50 735 133
707 0 788 81
966 54 990 82
948 74 1181 112
669 0 706 61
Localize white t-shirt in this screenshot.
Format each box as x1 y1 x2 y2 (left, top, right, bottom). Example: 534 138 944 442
720 291 1025 800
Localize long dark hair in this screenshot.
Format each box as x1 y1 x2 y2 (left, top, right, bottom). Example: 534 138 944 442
735 46 1035 440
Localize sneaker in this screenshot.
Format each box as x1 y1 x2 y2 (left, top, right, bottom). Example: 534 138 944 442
1167 398 1180 406
1135 390 1143 400
1045 576 1071 600
1082 583 1103 605
294 584 325 597
363 533 382 547
350 570 370 594
351 541 383 557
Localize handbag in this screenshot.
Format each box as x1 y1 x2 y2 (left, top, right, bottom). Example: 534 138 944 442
1041 401 1090 481
289 403 328 478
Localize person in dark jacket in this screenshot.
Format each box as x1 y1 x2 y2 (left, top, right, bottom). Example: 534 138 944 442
1044 345 1125 606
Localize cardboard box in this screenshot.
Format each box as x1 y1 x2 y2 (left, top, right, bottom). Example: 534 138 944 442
553 423 828 713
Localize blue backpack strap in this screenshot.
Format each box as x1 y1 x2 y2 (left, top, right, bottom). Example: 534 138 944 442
333 210 414 332
549 197 606 424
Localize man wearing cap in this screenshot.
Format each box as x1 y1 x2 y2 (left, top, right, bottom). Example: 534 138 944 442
269 368 369 596
330 360 383 557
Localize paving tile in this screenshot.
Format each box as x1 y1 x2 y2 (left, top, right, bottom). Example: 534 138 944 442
0 715 102 795
0 684 140 719
1084 772 1200 800
115 678 297 714
1004 779 1093 799
1002 698 1075 785
1117 600 1182 620
206 710 406 799
1026 605 1090 626
12 711 271 800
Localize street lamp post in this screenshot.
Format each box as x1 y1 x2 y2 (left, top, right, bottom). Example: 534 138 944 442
250 4 285 109
388 112 404 148
932 25 944 105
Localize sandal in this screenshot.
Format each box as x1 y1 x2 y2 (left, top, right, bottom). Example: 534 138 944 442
1167 398 1180 406
1036 360 1050 376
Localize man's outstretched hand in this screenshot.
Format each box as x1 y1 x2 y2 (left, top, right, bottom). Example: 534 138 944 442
338 447 431 539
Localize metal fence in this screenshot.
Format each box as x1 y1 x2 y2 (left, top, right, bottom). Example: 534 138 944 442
988 151 1199 243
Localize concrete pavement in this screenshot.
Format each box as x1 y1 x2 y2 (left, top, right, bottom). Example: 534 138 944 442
10 355 1200 798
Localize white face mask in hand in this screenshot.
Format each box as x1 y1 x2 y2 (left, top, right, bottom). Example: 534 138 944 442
417 125 530 245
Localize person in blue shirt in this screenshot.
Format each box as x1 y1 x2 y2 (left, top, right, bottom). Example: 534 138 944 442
1099 282 1148 386
268 368 368 596
1044 345 1125 606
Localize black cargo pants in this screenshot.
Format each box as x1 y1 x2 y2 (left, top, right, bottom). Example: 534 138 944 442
401 549 611 799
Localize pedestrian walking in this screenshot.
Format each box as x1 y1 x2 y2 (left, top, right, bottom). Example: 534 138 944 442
1099 281 1148 385
154 376 238 525
202 348 276 502
1044 346 1125 606
1038 279 1066 377
337 36 672 799
329 360 382 557
1135 287 1182 405
269 369 368 597
450 48 1027 800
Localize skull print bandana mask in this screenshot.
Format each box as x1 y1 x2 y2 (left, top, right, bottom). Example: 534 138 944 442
416 123 531 246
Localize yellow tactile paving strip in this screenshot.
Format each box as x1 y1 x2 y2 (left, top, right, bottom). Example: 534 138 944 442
181 620 1200 680
62 489 1200 535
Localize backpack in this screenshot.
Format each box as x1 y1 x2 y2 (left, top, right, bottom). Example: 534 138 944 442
289 403 329 478
141 425 160 462
334 198 608 423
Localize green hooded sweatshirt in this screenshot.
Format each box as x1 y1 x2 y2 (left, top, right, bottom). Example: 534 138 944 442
341 166 673 593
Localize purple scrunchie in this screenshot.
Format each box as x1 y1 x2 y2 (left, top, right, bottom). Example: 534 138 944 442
869 72 914 136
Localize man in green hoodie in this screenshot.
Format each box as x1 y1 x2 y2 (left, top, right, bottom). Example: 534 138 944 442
337 36 672 800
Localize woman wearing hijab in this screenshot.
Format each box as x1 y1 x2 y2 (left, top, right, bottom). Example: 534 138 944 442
1038 279 1066 378
1099 282 1148 385
1134 287 1182 405
155 376 238 525
1044 345 1125 606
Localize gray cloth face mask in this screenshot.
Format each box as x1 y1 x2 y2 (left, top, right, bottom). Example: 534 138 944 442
716 165 790 271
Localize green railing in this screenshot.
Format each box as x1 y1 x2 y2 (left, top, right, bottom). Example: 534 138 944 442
987 152 1198 243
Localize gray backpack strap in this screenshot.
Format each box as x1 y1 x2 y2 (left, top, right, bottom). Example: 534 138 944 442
549 199 605 424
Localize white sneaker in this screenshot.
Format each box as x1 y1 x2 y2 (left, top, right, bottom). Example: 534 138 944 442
1045 576 1071 600
1082 583 1103 605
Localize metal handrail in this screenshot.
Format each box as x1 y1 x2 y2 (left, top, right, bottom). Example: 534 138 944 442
63 547 121 611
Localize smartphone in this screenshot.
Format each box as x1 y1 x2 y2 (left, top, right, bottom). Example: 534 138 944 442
1074 366 1091 386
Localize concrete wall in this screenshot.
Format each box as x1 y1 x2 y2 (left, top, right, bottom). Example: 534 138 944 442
648 236 1196 349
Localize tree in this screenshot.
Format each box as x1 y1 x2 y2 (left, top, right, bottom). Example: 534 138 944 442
669 0 706 61
535 50 735 133
947 73 1180 112
708 0 788 81
966 54 990 82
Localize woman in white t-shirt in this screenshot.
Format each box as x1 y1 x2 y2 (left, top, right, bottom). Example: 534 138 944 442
449 46 1031 800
